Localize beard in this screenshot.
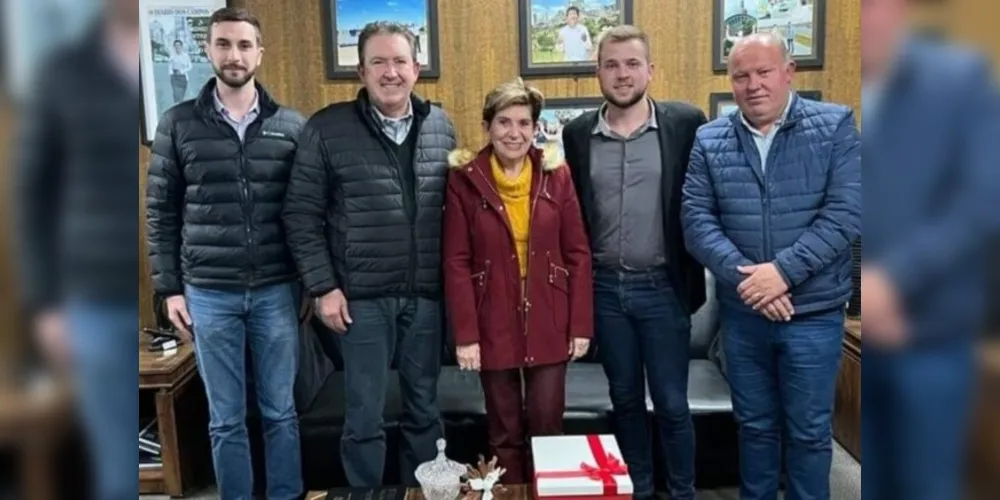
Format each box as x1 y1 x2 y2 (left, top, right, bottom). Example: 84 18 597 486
213 64 256 89
601 83 647 110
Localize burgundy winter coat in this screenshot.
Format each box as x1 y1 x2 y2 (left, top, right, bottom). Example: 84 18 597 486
442 145 593 371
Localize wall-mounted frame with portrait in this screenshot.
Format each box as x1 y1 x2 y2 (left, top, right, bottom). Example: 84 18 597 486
534 97 604 158
712 0 826 73
518 0 634 77
321 0 441 80
707 89 822 120
139 0 229 145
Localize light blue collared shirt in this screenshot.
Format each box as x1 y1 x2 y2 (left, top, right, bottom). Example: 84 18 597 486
371 101 414 145
740 91 794 172
214 89 260 141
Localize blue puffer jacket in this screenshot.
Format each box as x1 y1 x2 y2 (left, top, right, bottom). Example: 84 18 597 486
681 94 861 315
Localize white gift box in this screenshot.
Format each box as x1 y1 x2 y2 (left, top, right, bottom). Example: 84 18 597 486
531 435 634 499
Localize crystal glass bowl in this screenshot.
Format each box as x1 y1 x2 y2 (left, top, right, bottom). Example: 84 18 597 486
414 439 466 500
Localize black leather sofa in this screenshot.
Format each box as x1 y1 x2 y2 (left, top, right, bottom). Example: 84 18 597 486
247 272 738 493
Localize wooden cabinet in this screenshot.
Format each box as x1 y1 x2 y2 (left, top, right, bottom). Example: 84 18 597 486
139 340 207 496
833 318 862 461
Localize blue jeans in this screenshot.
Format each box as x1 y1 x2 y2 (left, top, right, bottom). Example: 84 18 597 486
721 306 844 500
338 297 443 487
593 268 695 500
66 300 139 500
186 282 302 500
862 341 974 500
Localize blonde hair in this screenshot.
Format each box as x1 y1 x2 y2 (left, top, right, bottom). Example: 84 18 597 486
596 24 651 63
482 77 545 124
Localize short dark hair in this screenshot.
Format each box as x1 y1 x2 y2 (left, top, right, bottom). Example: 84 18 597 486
566 6 580 15
356 21 418 65
208 7 263 45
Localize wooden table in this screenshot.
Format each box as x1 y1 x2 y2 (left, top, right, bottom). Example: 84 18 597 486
139 338 200 496
0 381 74 500
833 318 861 460
968 340 1000 498
306 485 530 500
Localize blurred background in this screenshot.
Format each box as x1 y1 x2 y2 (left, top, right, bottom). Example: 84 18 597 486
0 0 996 498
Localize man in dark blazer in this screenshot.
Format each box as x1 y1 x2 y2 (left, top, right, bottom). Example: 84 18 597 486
561 25 706 500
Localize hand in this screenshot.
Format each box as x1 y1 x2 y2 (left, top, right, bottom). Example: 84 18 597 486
317 289 352 334
34 310 69 368
457 343 481 371
737 263 790 310
164 295 193 341
568 337 590 361
759 294 794 322
861 266 906 348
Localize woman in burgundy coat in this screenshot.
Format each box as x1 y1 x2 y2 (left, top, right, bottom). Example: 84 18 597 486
442 78 593 483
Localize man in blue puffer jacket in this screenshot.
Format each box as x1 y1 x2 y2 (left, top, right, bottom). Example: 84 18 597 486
682 33 861 500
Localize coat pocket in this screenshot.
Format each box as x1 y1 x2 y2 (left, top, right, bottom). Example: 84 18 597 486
471 260 492 325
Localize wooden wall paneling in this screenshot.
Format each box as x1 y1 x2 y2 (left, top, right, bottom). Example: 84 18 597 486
138 0 861 326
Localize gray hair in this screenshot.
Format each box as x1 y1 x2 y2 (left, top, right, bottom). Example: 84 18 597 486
356 21 418 65
727 32 792 72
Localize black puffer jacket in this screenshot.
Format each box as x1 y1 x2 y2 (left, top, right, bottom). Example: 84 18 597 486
282 89 457 300
145 78 306 296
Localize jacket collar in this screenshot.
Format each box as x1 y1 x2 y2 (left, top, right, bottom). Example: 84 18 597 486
727 90 810 131
194 77 279 119
447 143 564 212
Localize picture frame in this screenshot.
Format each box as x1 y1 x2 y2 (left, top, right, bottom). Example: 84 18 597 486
707 90 822 120
321 0 441 80
712 0 826 72
534 97 604 158
139 0 229 145
518 0 634 77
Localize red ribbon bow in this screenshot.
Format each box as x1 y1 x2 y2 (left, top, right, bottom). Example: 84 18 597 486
535 435 629 496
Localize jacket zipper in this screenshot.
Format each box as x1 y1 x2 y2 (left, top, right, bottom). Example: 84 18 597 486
760 126 788 260
474 167 545 359
522 178 544 347
369 119 418 294
217 114 255 286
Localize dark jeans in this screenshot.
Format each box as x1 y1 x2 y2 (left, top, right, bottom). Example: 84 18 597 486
479 362 567 484
338 297 443 487
593 268 695 500
721 306 844 500
862 341 975 500
186 282 303 500
66 300 138 500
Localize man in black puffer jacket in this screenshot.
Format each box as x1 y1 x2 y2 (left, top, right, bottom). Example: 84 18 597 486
144 8 305 500
282 21 456 488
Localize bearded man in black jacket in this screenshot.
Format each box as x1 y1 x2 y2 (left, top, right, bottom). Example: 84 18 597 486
282 21 456 487
144 7 305 500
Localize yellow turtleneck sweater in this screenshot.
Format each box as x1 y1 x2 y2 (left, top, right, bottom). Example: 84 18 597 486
490 154 532 277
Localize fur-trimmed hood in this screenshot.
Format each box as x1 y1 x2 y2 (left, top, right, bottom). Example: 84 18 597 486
447 142 566 172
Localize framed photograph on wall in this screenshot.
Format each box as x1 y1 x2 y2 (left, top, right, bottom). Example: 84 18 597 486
518 0 634 77
712 0 826 72
707 90 821 120
534 97 604 158
321 0 441 80
139 0 228 145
